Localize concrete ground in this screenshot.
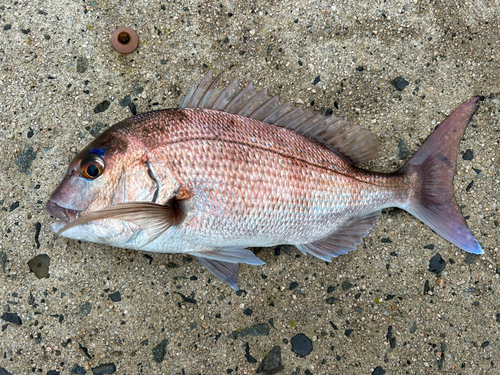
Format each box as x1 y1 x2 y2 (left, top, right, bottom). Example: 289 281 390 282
1 0 499 374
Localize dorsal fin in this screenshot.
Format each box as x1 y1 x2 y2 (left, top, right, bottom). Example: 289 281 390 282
179 70 380 164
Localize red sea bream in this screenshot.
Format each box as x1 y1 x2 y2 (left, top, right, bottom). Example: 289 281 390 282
46 71 483 289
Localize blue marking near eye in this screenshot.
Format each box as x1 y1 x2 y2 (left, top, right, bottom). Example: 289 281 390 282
89 148 105 156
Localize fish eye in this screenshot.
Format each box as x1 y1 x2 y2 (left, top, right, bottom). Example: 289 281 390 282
80 154 105 179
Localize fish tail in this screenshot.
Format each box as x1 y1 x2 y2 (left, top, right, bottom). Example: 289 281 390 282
399 97 483 254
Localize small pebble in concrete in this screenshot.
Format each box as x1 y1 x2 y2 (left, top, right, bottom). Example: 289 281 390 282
76 56 88 73
27 254 50 278
428 253 445 274
258 346 283 375
228 323 270 338
109 292 121 302
86 122 107 138
462 149 474 160
34 223 41 249
152 339 168 363
372 366 386 375
94 101 110 114
70 364 86 374
80 302 92 317
9 202 19 212
397 138 410 159
1 313 22 325
129 101 137 115
0 251 7 272
245 342 257 363
15 144 37 174
390 77 409 91
119 96 131 107
91 363 116 375
341 281 353 291
291 333 312 357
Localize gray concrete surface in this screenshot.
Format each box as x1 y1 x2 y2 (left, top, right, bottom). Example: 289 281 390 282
1 0 499 374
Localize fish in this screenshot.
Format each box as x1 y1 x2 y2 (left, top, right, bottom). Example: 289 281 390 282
46 70 483 290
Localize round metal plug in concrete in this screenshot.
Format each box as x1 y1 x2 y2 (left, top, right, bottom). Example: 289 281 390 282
111 27 139 54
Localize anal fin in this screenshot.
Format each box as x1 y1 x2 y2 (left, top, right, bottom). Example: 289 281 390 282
193 248 265 290
296 211 381 261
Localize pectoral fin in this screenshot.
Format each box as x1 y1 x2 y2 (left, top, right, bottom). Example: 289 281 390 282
193 248 265 290
59 200 183 242
296 211 381 261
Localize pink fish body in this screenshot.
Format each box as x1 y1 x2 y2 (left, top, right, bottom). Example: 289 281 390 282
46 71 482 289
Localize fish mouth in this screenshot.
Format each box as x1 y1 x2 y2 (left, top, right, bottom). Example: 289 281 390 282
45 201 80 224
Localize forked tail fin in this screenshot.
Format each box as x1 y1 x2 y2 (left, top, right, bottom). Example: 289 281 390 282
400 97 483 254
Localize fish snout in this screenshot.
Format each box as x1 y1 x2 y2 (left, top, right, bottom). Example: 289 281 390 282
45 201 79 223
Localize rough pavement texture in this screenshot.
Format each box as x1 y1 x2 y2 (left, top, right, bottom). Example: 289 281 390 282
1 0 499 374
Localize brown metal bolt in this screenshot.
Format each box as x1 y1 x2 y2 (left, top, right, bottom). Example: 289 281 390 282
111 27 139 54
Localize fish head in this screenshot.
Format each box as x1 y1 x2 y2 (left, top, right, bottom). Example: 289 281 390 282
46 125 158 244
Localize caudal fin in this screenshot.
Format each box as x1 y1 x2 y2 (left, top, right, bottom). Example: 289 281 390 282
400 97 483 254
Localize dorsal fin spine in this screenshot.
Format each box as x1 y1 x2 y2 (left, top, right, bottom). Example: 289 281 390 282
181 71 381 164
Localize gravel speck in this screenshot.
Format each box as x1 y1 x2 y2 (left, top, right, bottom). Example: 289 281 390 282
87 122 107 137
243 308 253 316
132 84 144 96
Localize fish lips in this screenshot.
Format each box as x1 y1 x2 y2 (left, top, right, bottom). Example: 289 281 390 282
46 201 82 234
46 201 80 224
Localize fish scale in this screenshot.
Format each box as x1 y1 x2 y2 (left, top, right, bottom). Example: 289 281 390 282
46 71 483 289
147 109 404 248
